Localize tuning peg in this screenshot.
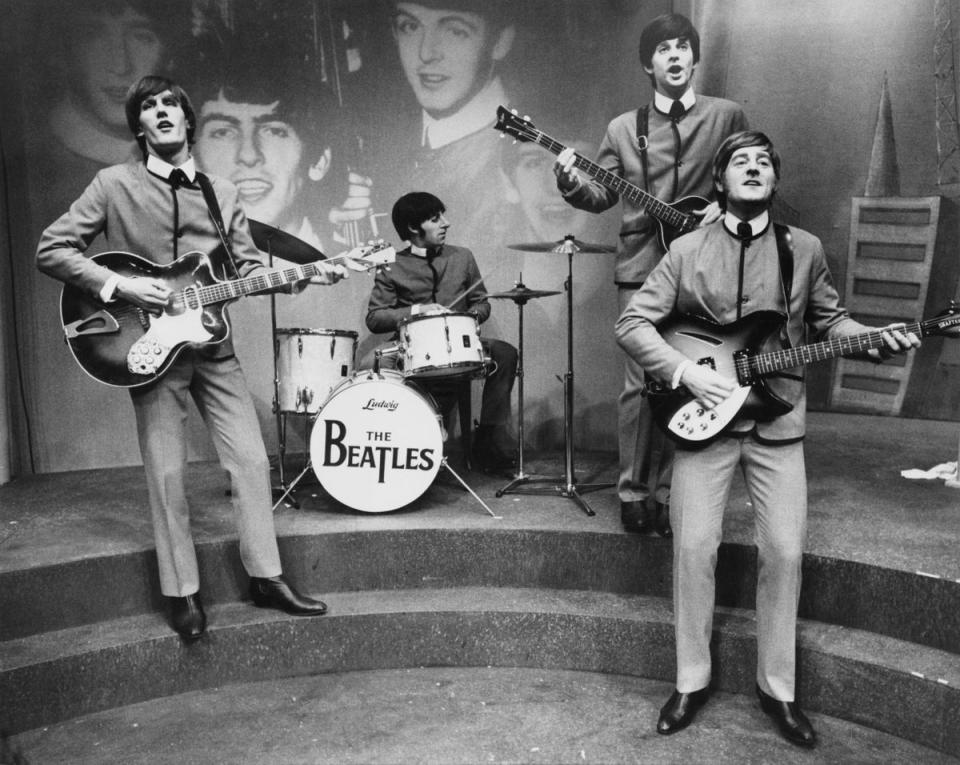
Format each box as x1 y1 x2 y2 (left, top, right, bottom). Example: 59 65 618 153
511 108 518 114
524 115 530 121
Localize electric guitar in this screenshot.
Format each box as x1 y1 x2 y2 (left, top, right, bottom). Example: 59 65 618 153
646 305 960 447
60 242 395 388
493 105 708 252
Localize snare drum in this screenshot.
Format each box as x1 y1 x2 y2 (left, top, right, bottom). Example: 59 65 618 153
398 311 485 378
311 371 443 512
275 328 358 414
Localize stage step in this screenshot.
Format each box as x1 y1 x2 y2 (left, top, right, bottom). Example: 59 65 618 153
3 587 959 757
11 666 956 764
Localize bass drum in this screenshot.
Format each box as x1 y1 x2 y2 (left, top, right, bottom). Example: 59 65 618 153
310 371 443 512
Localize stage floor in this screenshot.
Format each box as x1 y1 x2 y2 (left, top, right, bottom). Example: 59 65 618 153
2 411 960 582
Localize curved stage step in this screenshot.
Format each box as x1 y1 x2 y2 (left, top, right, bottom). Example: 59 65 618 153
12 667 957 764
4 586 960 757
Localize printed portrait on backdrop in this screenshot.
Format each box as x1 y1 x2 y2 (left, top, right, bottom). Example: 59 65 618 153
367 0 520 256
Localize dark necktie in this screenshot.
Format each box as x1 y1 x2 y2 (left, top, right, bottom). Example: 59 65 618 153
168 169 190 258
735 222 753 319
667 101 685 199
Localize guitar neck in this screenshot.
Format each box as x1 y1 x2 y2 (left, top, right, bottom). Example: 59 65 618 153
528 130 690 229
751 320 926 376
197 261 327 306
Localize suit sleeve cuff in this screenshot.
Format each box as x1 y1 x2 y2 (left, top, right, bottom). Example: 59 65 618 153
672 359 693 389
99 274 122 303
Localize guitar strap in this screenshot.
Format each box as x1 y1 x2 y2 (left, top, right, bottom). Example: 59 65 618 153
773 222 795 348
196 172 240 280
635 105 650 192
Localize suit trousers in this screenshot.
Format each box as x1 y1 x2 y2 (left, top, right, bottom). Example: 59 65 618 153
671 436 807 702
129 351 282 597
617 286 672 505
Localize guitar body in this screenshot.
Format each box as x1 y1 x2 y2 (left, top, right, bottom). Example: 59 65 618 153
647 311 792 447
653 194 711 252
60 251 230 388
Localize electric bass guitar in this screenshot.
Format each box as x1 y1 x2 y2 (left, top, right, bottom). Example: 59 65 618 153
493 105 708 252
60 242 395 388
646 305 960 447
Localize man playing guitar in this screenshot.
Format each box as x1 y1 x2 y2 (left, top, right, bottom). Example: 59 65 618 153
552 13 748 538
616 130 919 746
36 75 346 641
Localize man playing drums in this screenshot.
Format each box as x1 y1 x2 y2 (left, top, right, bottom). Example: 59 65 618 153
365 191 517 472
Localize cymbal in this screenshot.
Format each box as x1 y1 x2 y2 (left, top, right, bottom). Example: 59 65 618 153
507 238 616 254
249 219 325 264
487 285 562 303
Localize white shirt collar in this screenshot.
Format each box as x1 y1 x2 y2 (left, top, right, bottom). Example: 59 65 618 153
723 209 770 237
422 77 507 149
654 87 696 115
146 153 197 182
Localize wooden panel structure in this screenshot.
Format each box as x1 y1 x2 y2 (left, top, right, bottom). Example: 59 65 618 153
831 196 942 414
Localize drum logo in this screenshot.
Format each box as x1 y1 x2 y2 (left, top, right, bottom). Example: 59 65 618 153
318 417 436 483
361 397 399 411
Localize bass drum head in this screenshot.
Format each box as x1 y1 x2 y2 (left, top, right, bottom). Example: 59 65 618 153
310 371 443 512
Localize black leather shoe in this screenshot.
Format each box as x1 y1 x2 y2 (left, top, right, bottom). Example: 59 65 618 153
756 684 817 747
249 575 327 615
654 501 673 538
621 500 654 534
169 593 206 641
657 687 710 734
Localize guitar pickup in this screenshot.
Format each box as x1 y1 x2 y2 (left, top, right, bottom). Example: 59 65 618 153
63 310 120 339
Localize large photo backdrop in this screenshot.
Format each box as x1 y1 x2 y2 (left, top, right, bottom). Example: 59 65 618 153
2 0 958 475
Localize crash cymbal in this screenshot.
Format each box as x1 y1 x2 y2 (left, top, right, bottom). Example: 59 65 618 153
507 238 616 254
487 285 562 303
249 219 325 264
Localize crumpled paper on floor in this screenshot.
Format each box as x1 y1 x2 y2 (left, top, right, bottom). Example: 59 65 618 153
900 461 958 481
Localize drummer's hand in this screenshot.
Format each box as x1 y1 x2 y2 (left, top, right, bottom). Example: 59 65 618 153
413 303 448 316
307 261 348 285
553 147 580 194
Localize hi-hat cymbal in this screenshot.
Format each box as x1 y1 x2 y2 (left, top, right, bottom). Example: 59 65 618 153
487 285 562 303
249 219 325 264
507 238 616 254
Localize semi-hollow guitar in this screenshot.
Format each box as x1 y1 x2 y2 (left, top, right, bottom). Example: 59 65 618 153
60 242 395 388
646 305 960 447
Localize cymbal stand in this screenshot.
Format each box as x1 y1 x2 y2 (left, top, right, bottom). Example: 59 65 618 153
497 236 613 515
495 278 535 490
259 234 303 510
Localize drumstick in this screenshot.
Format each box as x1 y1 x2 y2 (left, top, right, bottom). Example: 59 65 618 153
445 277 488 311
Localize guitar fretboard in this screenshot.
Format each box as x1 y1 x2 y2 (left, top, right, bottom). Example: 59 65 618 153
746 320 927 376
169 263 323 310
525 129 691 230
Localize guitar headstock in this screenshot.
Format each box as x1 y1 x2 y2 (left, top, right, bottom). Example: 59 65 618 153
494 105 538 143
340 240 397 273
928 301 960 337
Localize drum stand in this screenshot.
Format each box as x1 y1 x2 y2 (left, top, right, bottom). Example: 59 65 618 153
497 236 614 516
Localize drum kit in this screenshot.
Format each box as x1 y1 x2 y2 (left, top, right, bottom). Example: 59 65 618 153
251 221 614 517
250 221 497 517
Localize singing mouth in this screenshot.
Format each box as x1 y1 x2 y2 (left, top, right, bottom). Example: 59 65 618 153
667 65 684 75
